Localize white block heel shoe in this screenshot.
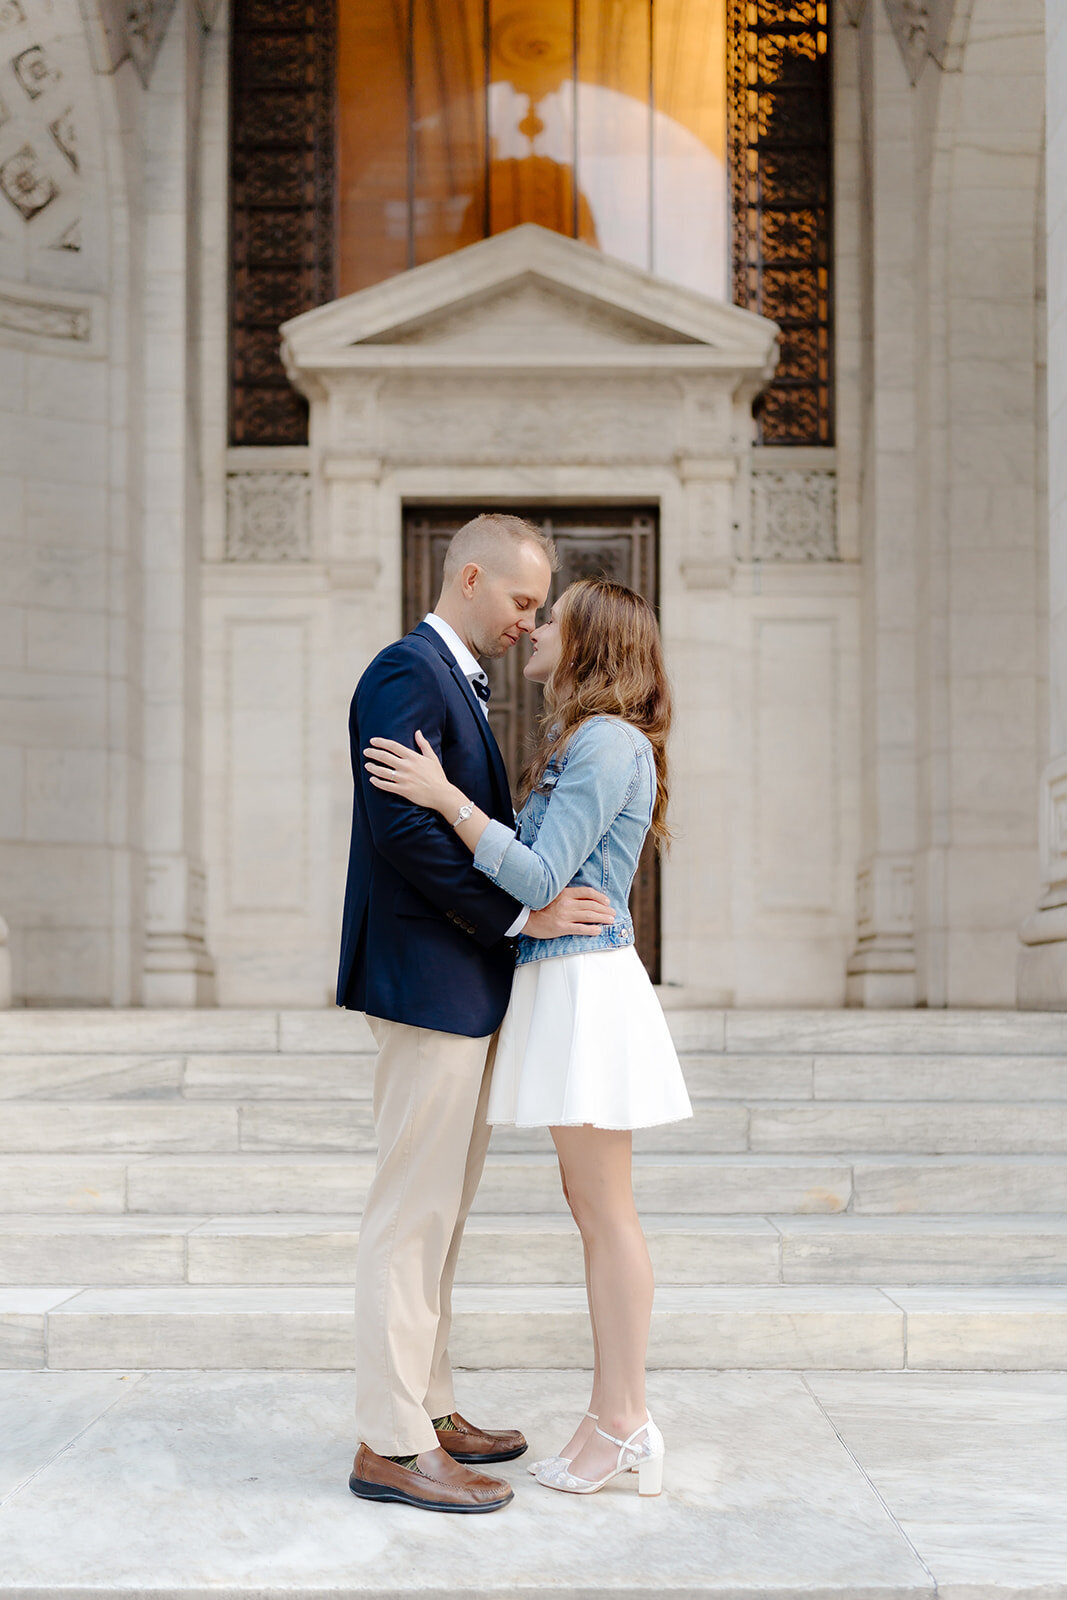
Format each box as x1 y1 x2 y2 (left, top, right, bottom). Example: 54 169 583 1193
535 1415 664 1497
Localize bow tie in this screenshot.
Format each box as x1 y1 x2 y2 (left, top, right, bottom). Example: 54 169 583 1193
469 672 491 704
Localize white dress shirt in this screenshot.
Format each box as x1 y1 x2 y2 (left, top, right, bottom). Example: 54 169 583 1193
422 613 530 939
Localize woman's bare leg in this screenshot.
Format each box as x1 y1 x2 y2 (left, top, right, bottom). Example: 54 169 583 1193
550 1124 653 1482
553 1166 601 1460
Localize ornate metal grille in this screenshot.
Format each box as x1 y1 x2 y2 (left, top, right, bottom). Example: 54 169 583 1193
229 0 337 446
727 1 833 445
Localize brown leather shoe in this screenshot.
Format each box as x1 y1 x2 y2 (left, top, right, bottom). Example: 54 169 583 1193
434 1409 527 1464
349 1443 514 1513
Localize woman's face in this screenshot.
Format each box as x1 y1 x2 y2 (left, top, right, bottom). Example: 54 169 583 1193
524 596 564 684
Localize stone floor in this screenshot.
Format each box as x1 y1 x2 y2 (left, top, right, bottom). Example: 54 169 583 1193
1 1367 1065 1598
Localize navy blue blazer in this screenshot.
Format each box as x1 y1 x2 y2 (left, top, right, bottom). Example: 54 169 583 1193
335 621 524 1036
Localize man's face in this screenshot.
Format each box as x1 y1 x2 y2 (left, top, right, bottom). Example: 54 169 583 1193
466 543 553 660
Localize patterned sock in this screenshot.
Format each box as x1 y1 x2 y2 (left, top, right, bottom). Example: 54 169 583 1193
433 1414 459 1431
386 1454 420 1470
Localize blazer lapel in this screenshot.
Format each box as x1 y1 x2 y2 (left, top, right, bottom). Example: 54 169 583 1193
411 623 514 817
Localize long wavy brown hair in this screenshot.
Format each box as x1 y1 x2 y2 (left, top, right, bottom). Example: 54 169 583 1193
518 578 673 847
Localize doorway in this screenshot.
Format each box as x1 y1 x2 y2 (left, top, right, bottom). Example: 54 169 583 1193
403 505 661 979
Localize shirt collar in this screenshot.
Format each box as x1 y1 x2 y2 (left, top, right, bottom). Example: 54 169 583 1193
422 612 484 680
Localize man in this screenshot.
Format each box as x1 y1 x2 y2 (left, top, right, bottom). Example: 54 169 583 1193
337 512 615 1514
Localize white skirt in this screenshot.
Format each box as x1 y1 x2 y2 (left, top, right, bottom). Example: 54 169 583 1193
487 945 694 1131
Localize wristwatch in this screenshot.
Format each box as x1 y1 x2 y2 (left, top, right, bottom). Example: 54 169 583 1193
451 798 474 828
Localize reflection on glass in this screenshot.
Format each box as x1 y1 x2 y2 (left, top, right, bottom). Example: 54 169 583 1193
337 1 410 293
338 0 727 298
412 0 486 264
653 0 726 295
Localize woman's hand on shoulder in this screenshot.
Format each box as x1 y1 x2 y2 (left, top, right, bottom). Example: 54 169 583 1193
364 730 461 816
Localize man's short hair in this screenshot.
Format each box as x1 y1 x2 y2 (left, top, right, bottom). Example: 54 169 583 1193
442 512 559 582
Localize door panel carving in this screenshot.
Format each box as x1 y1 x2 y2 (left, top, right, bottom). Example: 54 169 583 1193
404 506 661 979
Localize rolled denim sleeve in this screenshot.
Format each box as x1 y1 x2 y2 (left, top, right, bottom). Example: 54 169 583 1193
472 719 642 909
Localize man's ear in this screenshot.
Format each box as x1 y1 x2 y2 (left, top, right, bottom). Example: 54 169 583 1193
461 562 481 598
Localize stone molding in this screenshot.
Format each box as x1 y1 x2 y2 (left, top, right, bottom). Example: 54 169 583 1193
225 471 311 563
0 273 104 352
281 223 780 378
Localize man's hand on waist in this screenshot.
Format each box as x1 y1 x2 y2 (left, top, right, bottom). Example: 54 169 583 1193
524 887 615 940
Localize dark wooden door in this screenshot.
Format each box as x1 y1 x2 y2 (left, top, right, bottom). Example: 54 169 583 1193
403 506 661 980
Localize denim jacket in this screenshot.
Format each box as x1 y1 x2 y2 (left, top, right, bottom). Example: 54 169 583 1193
472 715 656 965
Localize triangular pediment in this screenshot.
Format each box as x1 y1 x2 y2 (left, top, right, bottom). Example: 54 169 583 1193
281 224 778 373
362 278 701 351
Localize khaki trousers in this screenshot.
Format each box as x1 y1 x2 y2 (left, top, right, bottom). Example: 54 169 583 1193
354 1014 498 1455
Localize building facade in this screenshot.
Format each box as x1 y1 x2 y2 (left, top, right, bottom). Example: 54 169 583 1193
0 0 1058 1010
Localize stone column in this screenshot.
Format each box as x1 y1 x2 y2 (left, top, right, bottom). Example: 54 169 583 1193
1018 0 1067 1005
845 5 919 1006
139 6 215 1005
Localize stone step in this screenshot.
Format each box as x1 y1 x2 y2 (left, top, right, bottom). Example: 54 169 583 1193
0 1152 851 1215
3 1212 1067 1287
7 1150 1067 1216
2 1008 1067 1059
7 1050 1067 1105
0 1099 745 1154
3 1098 1067 1155
5 1282 1067 1372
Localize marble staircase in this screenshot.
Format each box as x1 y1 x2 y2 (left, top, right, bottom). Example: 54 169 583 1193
2 1007 1067 1372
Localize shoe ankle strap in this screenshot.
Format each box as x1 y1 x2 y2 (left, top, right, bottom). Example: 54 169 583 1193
594 1419 649 1455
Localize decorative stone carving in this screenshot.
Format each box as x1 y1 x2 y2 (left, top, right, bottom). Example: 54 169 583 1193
125 0 178 87
225 472 311 562
12 42 59 98
48 216 79 251
88 0 178 85
0 141 55 217
751 469 837 561
48 105 76 170
883 0 953 84
0 284 90 339
0 4 91 268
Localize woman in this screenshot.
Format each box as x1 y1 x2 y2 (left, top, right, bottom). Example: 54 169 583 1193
364 578 692 1497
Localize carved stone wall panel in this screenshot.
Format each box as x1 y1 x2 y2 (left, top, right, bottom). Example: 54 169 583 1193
378 376 685 466
751 468 837 561
0 0 105 289
225 471 311 561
